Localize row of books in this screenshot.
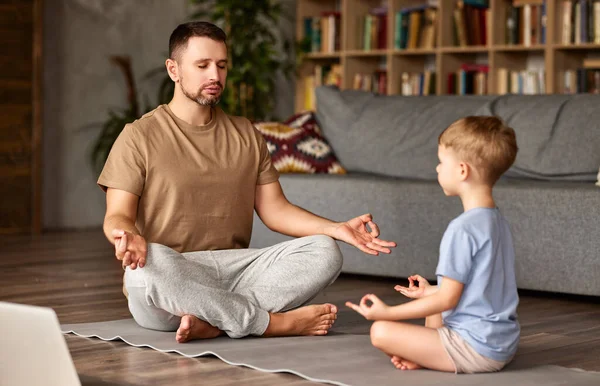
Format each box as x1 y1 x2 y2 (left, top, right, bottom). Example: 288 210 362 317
301 62 600 106
397 69 546 96
563 68 600 93
506 0 547 45
454 0 490 46
447 64 489 94
563 58 600 92
400 71 437 95
358 8 387 50
303 12 341 53
561 0 600 44
352 71 387 94
401 69 547 95
395 4 438 49
301 0 600 53
497 69 546 94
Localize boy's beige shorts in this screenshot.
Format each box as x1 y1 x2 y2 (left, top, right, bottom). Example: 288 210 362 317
437 327 514 374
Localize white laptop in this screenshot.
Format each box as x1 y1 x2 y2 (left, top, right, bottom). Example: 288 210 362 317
0 301 120 386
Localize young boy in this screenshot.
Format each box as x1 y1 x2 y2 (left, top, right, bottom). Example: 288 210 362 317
346 116 520 374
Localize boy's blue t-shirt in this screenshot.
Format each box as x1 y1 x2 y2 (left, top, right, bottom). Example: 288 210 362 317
436 207 520 362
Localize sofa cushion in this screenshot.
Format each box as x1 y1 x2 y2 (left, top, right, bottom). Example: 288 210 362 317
254 111 346 174
315 86 600 182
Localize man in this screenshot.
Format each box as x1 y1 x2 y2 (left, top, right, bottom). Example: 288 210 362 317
98 21 396 343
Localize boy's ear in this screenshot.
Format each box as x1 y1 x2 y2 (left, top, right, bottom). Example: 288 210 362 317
459 162 470 181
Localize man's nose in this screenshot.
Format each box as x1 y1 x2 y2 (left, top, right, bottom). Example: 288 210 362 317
208 64 219 81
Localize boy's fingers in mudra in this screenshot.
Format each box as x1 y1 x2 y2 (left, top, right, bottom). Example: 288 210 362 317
345 301 363 315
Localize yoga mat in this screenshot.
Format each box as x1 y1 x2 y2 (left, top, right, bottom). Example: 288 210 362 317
62 319 600 386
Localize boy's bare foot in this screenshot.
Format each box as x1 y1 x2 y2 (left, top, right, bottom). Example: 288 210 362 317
176 315 224 343
391 355 422 370
263 303 337 337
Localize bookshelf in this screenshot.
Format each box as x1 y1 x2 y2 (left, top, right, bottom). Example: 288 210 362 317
295 0 600 112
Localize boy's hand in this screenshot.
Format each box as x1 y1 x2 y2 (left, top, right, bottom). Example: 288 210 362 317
345 294 390 320
394 274 433 299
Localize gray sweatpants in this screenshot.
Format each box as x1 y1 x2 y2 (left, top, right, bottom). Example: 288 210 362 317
124 235 343 338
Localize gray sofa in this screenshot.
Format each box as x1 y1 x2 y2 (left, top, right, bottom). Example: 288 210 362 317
250 86 600 297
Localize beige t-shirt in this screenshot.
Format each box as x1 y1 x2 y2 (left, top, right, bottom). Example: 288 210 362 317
97 104 279 253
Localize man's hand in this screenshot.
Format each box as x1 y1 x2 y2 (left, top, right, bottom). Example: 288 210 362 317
327 213 396 255
394 274 436 299
112 229 148 270
345 294 390 320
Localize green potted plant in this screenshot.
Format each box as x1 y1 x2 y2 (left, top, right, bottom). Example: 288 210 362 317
89 56 153 176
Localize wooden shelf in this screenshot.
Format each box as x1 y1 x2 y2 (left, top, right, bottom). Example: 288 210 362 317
295 0 600 112
554 43 600 50
392 48 436 55
345 49 388 57
494 44 546 52
440 46 490 54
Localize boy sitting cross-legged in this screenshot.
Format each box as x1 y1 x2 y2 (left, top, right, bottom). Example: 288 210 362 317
346 116 520 374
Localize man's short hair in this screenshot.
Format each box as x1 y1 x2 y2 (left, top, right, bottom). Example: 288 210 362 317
438 116 518 185
169 21 227 61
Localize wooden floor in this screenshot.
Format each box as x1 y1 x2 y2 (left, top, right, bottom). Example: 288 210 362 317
1 229 599 385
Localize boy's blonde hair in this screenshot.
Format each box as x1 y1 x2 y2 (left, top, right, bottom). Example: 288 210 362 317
438 116 518 185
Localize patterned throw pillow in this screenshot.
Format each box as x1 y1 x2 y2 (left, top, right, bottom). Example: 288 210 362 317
254 112 346 174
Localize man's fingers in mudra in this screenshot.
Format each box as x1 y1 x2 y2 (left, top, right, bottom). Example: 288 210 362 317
372 238 397 248
357 242 379 256
114 239 125 261
122 251 133 267
366 241 391 254
120 233 128 252
367 220 380 238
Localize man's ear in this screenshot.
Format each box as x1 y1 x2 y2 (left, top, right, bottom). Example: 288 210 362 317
459 162 470 181
165 58 179 82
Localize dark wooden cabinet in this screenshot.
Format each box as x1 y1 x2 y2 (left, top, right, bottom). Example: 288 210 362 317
0 0 43 234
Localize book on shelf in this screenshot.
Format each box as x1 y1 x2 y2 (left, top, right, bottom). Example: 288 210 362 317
562 66 600 93
395 2 437 49
560 0 600 44
497 68 545 94
453 0 490 46
303 64 342 111
352 70 387 94
447 64 488 95
303 11 341 53
400 71 436 95
358 7 387 50
505 0 546 45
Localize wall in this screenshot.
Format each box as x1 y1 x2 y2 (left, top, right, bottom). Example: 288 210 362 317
42 0 296 230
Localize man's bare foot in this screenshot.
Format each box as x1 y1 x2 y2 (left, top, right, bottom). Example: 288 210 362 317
263 303 337 337
176 315 224 343
390 355 422 370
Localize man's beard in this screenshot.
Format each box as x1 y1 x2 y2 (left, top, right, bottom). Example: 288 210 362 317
181 77 223 106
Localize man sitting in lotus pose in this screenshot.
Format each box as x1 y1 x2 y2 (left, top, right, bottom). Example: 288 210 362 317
98 21 397 342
